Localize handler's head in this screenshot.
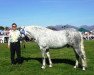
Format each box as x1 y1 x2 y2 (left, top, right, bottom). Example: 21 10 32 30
12 23 17 30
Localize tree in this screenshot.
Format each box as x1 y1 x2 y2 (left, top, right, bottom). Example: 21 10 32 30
0 26 4 30
5 27 9 30
78 28 89 33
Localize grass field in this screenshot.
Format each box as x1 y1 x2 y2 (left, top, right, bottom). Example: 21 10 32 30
0 40 94 75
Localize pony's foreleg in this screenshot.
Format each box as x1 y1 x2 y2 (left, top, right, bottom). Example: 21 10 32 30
41 50 46 69
46 51 52 67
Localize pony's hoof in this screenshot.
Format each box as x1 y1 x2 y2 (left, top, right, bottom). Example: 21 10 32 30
41 66 46 69
49 65 52 67
74 66 77 69
82 67 85 71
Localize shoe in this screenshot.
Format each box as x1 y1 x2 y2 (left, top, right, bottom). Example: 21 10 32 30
16 57 23 64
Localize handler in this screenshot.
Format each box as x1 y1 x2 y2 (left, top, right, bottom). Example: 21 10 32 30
8 23 21 64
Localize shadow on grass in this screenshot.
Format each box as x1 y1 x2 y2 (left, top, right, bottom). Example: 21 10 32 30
21 57 75 66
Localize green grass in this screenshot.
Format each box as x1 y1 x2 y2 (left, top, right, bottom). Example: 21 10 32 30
0 40 94 75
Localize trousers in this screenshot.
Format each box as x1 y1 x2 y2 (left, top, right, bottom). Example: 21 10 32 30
10 41 21 64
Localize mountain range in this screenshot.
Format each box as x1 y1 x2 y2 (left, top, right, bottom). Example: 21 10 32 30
47 24 94 31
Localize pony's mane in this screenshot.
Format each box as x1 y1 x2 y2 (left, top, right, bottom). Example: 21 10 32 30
26 26 53 31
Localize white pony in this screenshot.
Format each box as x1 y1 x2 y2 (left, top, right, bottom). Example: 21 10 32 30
20 26 87 70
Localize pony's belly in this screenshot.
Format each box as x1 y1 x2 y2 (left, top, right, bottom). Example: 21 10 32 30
48 42 67 48
46 36 68 48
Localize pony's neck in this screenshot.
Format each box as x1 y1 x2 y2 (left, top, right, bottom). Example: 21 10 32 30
29 28 43 40
26 26 52 41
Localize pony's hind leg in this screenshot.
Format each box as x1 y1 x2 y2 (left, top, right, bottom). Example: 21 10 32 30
74 47 86 70
46 49 52 67
81 57 86 70
80 33 87 70
74 53 79 69
80 46 87 70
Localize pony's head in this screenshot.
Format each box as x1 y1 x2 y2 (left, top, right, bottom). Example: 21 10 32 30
20 26 34 41
20 27 25 35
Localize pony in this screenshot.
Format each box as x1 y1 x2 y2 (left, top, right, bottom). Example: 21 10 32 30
20 26 87 70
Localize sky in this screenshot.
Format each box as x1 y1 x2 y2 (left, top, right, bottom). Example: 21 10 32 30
0 0 94 27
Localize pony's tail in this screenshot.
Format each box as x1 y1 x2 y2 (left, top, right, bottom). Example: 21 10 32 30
80 32 87 67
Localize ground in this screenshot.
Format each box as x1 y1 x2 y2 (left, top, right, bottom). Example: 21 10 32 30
0 40 94 75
